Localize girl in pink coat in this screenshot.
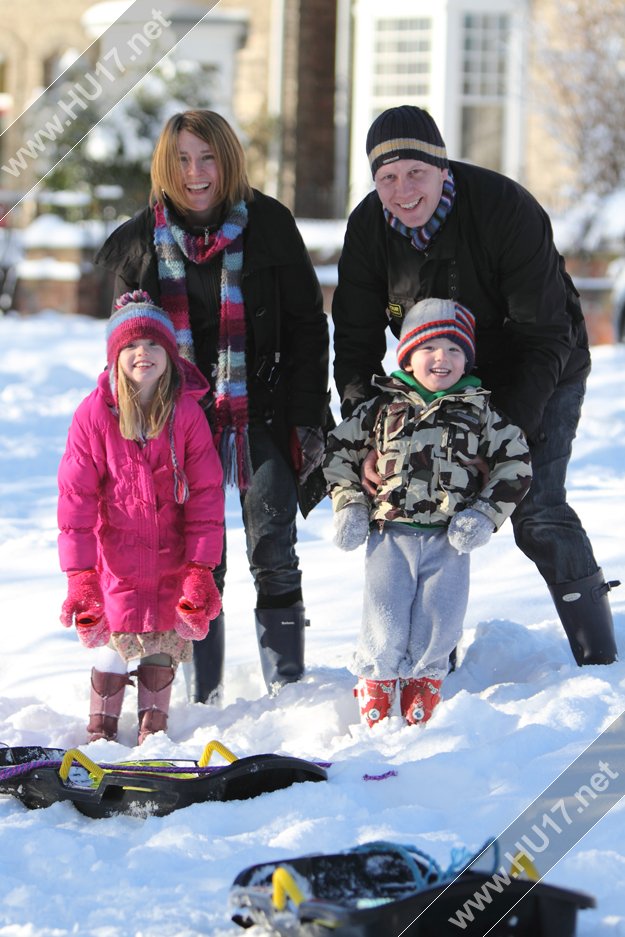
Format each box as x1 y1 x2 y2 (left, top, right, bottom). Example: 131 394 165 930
58 290 224 744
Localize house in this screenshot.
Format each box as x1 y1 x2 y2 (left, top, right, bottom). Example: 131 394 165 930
0 0 583 222
0 0 338 222
0 0 620 338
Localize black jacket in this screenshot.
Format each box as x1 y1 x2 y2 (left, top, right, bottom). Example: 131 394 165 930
95 190 331 514
332 161 590 438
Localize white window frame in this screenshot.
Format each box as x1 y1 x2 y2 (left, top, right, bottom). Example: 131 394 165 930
445 0 527 179
350 0 448 207
349 0 528 209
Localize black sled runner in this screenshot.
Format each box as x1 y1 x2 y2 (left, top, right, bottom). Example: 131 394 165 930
0 740 327 819
230 840 595 937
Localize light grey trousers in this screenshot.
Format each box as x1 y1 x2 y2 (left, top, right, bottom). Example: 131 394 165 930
352 524 470 681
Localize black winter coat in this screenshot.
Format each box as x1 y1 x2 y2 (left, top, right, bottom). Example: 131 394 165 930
332 161 590 439
95 190 331 514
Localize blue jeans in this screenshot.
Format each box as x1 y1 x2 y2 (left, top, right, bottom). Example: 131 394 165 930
213 422 302 609
511 378 598 585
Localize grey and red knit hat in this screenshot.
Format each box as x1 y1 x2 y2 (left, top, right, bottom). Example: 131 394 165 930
396 298 476 372
366 105 448 178
106 290 179 372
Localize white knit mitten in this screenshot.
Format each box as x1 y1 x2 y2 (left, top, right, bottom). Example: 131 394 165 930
447 508 494 554
333 503 370 551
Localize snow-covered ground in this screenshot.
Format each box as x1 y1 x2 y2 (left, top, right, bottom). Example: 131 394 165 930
0 311 623 936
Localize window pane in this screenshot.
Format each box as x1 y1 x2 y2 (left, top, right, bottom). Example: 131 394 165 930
461 105 504 172
460 12 509 171
461 12 509 91
371 16 432 108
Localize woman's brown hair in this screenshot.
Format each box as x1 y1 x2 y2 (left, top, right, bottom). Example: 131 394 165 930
150 110 253 215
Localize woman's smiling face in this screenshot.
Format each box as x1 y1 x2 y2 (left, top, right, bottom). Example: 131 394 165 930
177 128 221 223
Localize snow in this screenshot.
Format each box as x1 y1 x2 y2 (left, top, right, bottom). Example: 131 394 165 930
552 189 625 255
15 258 81 281
20 214 108 250
0 310 624 937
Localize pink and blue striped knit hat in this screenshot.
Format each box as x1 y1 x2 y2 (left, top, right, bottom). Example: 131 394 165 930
106 290 179 371
397 298 476 372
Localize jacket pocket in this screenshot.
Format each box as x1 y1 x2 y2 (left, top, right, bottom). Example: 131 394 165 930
435 411 483 510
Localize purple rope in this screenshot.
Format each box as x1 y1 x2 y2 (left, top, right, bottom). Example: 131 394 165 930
0 761 225 782
0 758 333 783
0 759 65 781
363 770 398 781
0 754 398 786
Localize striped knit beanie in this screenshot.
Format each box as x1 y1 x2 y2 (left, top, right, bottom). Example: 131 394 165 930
106 290 179 373
367 105 448 178
397 298 476 372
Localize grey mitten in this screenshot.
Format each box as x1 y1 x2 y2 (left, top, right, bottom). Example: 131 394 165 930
333 502 370 551
447 508 494 553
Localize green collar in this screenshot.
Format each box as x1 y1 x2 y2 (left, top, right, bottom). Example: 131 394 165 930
391 369 481 403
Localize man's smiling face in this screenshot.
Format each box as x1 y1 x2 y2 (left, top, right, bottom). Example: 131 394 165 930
374 159 448 228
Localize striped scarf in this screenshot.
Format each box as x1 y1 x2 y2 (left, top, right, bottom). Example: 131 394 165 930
384 170 456 252
153 199 253 490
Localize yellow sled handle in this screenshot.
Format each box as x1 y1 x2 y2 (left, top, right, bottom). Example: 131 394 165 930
509 850 540 881
197 740 238 767
272 866 305 910
58 749 105 782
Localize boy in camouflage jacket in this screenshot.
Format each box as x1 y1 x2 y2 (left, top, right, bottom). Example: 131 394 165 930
323 298 532 728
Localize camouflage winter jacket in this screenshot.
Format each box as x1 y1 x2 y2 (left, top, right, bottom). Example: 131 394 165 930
323 374 532 531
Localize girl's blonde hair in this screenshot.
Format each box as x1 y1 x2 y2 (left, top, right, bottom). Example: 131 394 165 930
116 357 177 441
150 110 253 215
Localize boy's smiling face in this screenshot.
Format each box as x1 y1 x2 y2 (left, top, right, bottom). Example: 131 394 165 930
404 337 466 391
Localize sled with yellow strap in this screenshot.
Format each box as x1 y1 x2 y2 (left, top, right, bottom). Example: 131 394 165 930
230 839 595 937
0 741 327 819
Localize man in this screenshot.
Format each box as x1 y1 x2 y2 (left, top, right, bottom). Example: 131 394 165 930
332 104 618 666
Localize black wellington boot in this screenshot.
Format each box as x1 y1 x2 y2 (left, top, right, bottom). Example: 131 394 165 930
185 611 225 703
548 569 619 666
255 602 307 693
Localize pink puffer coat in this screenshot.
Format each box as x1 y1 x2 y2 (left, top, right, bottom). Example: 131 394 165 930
57 363 224 633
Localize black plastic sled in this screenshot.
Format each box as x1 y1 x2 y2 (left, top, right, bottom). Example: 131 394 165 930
0 740 327 819
230 840 595 937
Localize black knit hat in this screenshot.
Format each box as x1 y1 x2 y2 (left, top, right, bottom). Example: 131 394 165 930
366 105 448 178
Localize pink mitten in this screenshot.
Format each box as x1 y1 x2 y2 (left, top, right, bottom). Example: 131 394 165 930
175 604 209 640
175 564 222 640
60 569 105 628
76 612 111 648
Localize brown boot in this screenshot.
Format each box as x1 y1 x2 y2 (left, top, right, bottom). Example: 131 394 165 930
87 669 134 742
136 663 175 745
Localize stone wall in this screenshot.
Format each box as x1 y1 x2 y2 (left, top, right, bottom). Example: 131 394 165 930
12 215 111 318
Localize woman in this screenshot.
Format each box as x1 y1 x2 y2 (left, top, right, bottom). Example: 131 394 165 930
95 110 331 701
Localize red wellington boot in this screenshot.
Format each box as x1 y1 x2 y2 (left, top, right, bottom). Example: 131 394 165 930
354 678 397 727
399 677 443 726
